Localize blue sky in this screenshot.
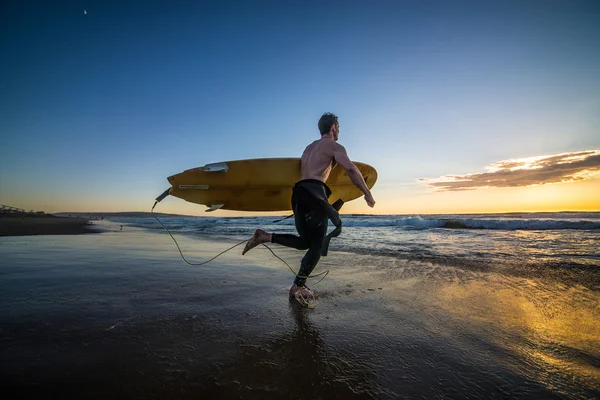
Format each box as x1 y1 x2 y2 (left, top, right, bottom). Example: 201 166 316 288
1 0 599 215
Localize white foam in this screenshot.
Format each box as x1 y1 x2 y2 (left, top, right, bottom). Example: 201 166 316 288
338 216 600 230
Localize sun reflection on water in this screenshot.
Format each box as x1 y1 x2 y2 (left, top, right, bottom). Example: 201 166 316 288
435 274 600 393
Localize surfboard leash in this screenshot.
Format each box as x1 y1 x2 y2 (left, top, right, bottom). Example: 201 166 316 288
150 200 329 285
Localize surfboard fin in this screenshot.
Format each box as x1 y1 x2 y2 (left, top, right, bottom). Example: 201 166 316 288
202 162 228 172
206 204 224 212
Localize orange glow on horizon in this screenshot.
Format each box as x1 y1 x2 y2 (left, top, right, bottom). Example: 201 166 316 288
4 177 599 216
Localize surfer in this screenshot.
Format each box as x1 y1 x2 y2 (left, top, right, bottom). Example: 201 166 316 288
242 113 375 300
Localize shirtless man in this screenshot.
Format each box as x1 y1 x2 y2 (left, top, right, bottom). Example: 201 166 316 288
242 113 375 299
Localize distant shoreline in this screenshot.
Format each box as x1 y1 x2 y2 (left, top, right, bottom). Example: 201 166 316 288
0 214 98 236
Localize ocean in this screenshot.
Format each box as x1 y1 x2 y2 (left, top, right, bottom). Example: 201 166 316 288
122 211 600 271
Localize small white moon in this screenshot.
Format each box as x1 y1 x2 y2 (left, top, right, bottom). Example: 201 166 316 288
84 10 87 15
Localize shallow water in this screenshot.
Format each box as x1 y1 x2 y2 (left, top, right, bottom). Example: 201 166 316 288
0 225 598 399
118 212 600 267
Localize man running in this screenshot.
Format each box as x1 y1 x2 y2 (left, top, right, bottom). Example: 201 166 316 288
242 113 375 299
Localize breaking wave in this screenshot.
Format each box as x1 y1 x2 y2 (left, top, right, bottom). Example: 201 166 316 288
340 215 600 230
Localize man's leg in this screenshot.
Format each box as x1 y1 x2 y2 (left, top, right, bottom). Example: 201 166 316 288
294 227 327 286
270 206 310 249
243 189 310 255
289 212 328 299
293 212 328 287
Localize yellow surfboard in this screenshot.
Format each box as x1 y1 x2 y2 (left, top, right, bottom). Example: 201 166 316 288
167 158 377 212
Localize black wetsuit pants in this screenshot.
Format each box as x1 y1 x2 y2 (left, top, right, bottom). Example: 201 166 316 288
272 181 329 287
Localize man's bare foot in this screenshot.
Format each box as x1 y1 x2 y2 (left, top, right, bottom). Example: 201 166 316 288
289 284 314 300
242 229 271 255
289 284 299 299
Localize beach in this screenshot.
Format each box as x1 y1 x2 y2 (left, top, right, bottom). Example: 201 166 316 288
0 218 599 399
0 214 95 236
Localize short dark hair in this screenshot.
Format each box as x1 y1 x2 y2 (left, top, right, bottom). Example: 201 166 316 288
318 112 338 135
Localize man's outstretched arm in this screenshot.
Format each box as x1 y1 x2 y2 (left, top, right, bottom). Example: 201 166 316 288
333 145 376 208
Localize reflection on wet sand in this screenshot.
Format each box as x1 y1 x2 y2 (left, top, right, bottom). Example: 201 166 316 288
204 301 378 398
435 274 600 396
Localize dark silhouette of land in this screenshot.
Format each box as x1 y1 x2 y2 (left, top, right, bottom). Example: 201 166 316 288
0 212 94 236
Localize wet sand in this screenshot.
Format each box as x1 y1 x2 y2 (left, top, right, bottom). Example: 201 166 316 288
0 226 598 399
0 215 95 236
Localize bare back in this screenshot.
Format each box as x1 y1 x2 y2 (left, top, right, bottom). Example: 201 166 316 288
300 138 340 182
299 134 374 208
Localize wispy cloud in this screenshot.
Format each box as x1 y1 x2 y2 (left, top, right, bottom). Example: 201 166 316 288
420 150 600 191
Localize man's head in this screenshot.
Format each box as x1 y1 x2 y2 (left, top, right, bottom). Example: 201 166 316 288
318 112 339 140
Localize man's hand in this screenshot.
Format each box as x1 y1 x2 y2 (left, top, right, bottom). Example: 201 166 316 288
364 192 375 208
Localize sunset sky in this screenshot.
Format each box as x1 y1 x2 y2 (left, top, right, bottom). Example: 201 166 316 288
1 1 599 216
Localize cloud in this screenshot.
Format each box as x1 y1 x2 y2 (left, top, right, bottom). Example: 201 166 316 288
420 150 600 191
